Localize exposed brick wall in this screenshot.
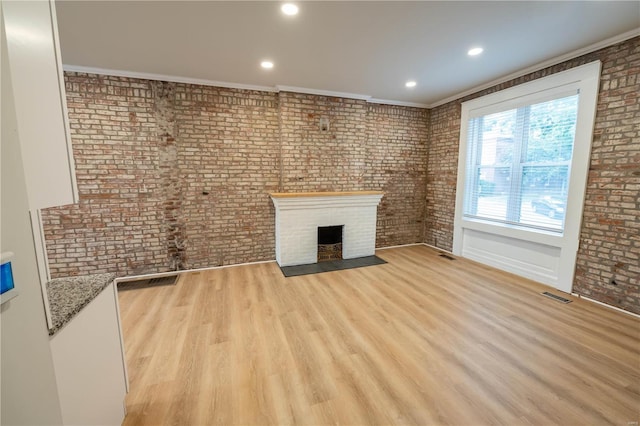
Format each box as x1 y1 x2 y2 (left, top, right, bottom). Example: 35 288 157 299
279 92 429 247
280 92 368 192
41 74 168 278
365 104 429 246
424 102 459 251
424 36 639 314
42 74 429 278
174 85 280 268
577 38 639 313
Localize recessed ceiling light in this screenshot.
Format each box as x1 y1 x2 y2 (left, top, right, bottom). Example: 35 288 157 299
261 61 274 69
405 81 417 88
468 47 484 56
281 3 299 16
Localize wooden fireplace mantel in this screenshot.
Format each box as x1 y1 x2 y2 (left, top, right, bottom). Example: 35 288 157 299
269 191 384 198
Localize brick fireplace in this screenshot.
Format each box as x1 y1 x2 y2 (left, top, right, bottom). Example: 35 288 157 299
270 191 384 267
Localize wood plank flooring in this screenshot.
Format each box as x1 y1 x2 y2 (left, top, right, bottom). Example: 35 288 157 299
118 245 640 425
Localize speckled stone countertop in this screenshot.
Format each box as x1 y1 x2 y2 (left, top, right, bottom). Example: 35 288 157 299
47 273 116 336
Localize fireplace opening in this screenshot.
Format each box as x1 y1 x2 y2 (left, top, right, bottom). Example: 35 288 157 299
318 225 343 262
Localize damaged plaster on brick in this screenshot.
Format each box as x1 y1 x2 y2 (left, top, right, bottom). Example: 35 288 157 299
152 81 187 271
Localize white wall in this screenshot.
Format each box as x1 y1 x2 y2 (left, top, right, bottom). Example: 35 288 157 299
0 10 63 424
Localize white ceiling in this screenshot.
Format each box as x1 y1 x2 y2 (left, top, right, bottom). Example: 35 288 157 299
56 1 640 107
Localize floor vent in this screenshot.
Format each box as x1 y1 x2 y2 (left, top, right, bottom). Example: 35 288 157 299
439 254 455 260
118 275 178 291
541 291 572 304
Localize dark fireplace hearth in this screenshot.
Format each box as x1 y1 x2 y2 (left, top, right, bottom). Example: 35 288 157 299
318 225 343 262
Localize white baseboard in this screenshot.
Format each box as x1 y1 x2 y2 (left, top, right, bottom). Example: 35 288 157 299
376 243 424 250
115 259 276 284
117 242 427 283
421 242 453 254
571 293 640 318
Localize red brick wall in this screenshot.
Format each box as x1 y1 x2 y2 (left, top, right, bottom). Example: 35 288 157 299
280 92 368 191
175 84 281 268
42 74 429 277
279 92 429 247
425 36 639 314
579 38 639 313
365 104 429 246
42 74 168 277
424 102 459 251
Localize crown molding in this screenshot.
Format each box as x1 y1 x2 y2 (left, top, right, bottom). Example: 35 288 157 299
275 86 430 108
427 27 640 108
62 65 279 92
62 65 430 108
368 98 430 109
275 85 371 101
276 86 429 108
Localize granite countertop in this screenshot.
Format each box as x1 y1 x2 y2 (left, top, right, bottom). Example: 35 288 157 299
47 273 116 336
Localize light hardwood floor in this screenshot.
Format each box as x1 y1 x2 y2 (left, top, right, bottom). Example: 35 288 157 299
118 245 639 425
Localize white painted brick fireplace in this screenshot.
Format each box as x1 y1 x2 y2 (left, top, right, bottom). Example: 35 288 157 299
270 191 384 267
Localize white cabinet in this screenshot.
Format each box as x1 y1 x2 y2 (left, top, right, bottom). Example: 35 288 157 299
49 283 128 426
2 0 78 210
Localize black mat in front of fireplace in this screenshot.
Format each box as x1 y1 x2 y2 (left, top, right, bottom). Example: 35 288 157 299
279 256 387 277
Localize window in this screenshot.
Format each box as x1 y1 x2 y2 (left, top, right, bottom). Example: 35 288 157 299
463 93 579 232
453 61 601 293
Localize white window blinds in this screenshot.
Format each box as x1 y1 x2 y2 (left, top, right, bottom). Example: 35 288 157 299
462 93 579 232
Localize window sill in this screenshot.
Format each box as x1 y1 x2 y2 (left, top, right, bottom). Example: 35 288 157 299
460 217 564 248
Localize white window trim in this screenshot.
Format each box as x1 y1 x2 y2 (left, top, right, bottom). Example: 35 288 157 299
453 61 601 292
